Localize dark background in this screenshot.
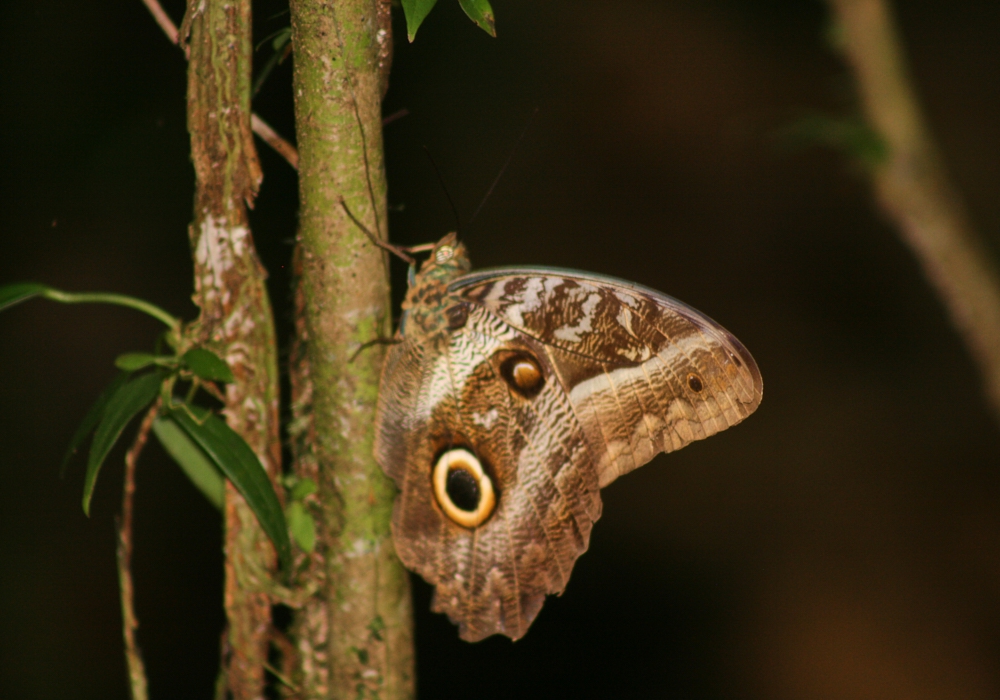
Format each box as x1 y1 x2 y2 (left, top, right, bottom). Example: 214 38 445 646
2 0 999 698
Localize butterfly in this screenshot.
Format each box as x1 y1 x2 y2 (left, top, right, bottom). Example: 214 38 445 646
374 232 762 641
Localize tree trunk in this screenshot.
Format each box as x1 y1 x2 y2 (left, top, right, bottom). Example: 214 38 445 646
286 0 415 697
185 1 282 698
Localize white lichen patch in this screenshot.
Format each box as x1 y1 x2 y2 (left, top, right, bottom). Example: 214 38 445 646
223 309 256 339
346 537 377 559
194 216 249 291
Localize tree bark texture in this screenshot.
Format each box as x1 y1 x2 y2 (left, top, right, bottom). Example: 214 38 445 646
829 0 1000 423
287 0 415 697
185 1 282 698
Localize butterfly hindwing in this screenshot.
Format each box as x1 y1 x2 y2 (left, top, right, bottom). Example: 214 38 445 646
377 309 601 641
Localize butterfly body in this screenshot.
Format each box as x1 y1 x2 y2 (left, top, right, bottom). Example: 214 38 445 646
375 234 762 641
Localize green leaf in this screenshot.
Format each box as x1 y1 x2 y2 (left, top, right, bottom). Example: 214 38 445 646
290 478 317 502
402 0 440 41
152 417 225 511
167 402 291 570
62 372 131 476
115 352 165 372
0 282 49 313
286 501 316 552
182 348 234 383
774 113 888 168
272 26 291 51
458 0 496 36
83 371 164 515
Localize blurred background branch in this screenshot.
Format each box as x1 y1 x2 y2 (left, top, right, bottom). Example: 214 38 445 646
828 0 1000 425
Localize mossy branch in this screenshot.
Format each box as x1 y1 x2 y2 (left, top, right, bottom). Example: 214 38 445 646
287 0 414 697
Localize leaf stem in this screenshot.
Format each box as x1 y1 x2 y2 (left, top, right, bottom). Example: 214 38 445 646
41 289 179 329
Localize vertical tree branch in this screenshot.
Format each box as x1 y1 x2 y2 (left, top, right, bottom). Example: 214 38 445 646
828 0 1000 424
287 0 414 697
184 0 282 697
117 400 161 700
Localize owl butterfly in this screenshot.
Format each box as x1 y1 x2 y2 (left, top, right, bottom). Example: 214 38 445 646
374 232 762 642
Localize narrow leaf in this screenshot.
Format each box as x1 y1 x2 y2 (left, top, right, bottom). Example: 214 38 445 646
167 403 291 570
83 371 164 515
272 26 291 51
182 348 234 383
115 352 160 371
0 282 49 313
152 417 225 511
457 0 496 36
402 0 440 41
774 113 888 167
286 502 316 552
62 372 131 475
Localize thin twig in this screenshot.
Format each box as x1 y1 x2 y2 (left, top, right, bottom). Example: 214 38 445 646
117 399 161 700
250 114 299 170
382 108 409 127
828 0 1000 424
141 0 179 43
139 0 300 171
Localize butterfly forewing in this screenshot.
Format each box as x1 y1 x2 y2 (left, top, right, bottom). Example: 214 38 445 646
451 270 762 487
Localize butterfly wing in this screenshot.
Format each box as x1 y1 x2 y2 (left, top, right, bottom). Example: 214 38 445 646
452 269 763 487
375 268 762 641
376 308 602 641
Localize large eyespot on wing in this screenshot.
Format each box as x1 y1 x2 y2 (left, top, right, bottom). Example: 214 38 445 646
451 269 762 486
432 447 496 528
375 314 603 642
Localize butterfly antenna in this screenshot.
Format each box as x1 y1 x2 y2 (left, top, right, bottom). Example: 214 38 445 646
468 107 539 227
339 197 416 265
422 145 462 233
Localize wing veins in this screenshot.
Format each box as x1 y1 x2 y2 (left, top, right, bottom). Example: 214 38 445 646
462 329 577 585
442 338 480 629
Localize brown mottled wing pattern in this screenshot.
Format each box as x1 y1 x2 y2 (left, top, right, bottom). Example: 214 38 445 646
376 305 602 641
451 269 763 488
375 268 761 642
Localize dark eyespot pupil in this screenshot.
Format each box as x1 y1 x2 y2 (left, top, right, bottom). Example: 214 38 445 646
729 351 743 367
446 468 480 512
687 374 703 392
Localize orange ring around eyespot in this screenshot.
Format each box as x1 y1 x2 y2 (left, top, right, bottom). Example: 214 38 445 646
432 448 496 528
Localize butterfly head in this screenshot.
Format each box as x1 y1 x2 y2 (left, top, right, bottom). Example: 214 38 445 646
419 232 471 279
399 233 472 337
